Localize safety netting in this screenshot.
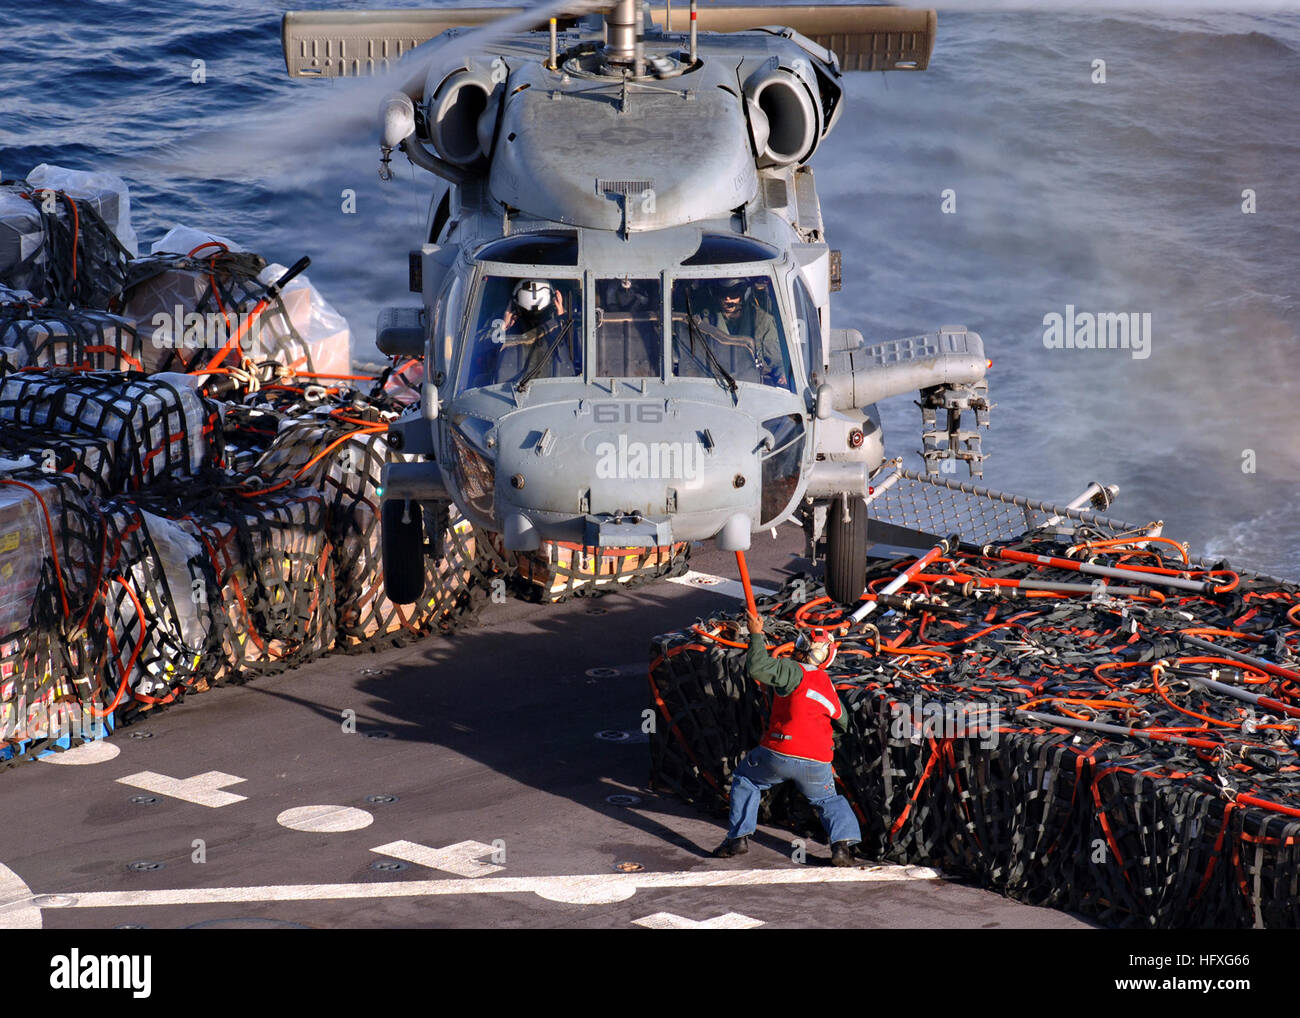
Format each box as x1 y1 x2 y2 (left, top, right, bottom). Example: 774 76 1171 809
496 538 691 602
649 532 1300 928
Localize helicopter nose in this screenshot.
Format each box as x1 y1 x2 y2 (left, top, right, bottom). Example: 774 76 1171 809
494 402 762 543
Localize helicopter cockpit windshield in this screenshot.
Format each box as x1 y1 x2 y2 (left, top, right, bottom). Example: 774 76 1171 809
460 274 584 389
595 277 662 377
671 275 793 390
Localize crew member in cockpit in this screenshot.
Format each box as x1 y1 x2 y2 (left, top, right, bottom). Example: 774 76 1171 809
709 278 787 387
489 278 575 383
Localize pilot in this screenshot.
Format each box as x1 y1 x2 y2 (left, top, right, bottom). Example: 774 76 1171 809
714 610 862 867
708 278 786 386
490 278 574 382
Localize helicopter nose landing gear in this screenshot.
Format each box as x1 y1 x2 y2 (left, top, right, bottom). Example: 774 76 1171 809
824 493 868 606
381 499 426 605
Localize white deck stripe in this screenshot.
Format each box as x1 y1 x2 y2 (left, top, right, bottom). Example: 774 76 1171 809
372 840 504 877
666 570 777 601
633 911 764 929
10 864 939 912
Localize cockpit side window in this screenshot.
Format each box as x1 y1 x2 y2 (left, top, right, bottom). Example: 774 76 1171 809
670 275 793 390
595 278 662 378
791 275 823 384
459 275 583 390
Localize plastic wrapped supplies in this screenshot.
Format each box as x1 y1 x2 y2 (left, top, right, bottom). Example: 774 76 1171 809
0 371 216 490
150 225 243 257
25 164 139 258
0 190 47 295
0 307 144 372
252 263 352 379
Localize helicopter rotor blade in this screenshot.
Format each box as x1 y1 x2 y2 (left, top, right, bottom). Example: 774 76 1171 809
648 4 937 71
281 3 604 79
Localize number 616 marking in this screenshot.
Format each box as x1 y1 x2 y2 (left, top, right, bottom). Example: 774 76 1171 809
593 402 662 424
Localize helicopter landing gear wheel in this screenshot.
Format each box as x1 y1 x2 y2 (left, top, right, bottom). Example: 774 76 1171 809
381 498 425 605
825 494 868 607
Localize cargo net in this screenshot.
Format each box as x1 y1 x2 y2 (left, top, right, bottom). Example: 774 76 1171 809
120 247 349 379
865 461 1150 548
0 183 130 309
0 370 219 493
0 471 111 767
242 394 498 646
649 531 1300 928
0 426 116 498
0 307 144 373
120 248 273 374
98 499 226 719
97 487 338 723
495 538 691 603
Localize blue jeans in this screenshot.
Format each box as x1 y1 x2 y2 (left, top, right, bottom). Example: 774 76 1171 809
726 746 861 845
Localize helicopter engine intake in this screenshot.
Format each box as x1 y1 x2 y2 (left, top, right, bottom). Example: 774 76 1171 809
425 63 503 167
743 64 824 168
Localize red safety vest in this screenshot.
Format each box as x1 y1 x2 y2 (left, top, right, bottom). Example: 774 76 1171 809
760 664 841 763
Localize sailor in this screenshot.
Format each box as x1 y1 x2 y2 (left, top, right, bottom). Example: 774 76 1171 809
709 278 786 386
714 611 862 866
491 278 573 382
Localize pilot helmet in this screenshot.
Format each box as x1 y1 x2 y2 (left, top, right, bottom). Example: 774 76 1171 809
720 278 748 301
513 279 554 313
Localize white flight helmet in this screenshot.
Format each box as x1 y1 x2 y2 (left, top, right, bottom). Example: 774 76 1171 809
513 279 553 313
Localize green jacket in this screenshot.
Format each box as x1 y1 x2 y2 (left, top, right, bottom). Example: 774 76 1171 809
746 634 850 734
712 304 786 382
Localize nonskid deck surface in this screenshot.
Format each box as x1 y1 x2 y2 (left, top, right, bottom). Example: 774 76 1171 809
0 531 1090 930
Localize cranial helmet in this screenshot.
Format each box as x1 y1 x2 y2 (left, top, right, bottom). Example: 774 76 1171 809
794 630 836 668
513 279 554 313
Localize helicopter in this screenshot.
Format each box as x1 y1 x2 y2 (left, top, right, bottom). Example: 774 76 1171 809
280 0 992 606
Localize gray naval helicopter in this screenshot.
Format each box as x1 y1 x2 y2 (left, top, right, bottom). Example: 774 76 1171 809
281 0 992 605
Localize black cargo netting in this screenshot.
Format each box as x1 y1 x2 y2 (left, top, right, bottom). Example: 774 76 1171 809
248 403 498 646
0 370 219 492
502 538 691 602
180 488 337 681
99 498 226 719
0 307 144 373
0 470 109 766
649 533 1300 928
0 426 116 497
0 183 130 309
119 249 274 373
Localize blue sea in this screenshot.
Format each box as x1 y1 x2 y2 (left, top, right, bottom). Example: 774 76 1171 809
1 0 1296 576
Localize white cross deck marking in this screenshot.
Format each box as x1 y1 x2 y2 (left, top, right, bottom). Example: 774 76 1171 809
667 570 776 601
633 911 764 929
371 840 504 877
0 864 940 922
116 770 247 808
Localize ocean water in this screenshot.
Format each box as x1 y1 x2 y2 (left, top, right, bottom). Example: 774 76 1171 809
1 1 1296 576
